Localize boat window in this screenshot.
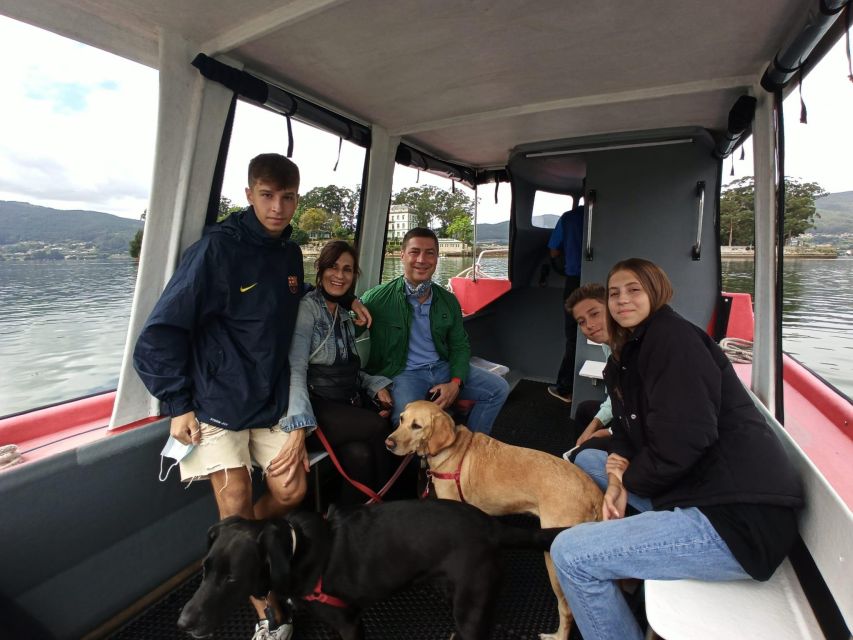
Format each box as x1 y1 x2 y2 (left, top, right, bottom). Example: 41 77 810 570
220 100 368 286
721 35 853 403
383 165 510 292
532 192 575 229
0 16 156 418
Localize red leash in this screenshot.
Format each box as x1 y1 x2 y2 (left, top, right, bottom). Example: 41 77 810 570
314 426 413 504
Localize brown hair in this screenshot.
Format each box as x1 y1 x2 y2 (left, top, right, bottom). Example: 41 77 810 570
315 240 360 295
402 227 438 251
565 283 606 315
606 258 673 357
247 153 300 190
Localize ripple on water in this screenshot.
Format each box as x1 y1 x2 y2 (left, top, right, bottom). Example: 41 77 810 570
0 257 850 415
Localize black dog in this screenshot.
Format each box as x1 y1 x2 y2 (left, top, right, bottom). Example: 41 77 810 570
178 499 564 640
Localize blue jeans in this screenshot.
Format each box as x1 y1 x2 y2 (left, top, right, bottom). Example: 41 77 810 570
554 449 750 640
390 361 509 434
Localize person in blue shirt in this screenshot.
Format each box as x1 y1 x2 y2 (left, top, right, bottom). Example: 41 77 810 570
547 203 584 402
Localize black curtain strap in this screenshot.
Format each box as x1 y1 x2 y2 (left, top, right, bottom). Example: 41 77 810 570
416 169 420 183
740 145 745 161
451 180 456 193
798 67 808 124
333 137 343 172
285 115 294 158
846 4 853 82
494 180 499 204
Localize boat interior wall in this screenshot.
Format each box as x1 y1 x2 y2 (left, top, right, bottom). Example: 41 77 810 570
533 130 720 415
0 419 218 639
464 288 565 386
110 37 235 429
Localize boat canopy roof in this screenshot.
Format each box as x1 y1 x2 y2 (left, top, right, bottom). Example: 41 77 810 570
3 0 840 170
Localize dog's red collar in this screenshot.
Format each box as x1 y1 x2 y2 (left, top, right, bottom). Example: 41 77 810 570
303 576 348 609
424 435 473 503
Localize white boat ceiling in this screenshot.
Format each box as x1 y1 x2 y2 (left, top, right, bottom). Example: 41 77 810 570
1 0 813 167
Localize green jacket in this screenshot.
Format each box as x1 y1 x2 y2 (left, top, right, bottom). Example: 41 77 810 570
361 277 471 381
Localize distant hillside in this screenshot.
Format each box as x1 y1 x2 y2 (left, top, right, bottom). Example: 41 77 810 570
0 201 143 244
475 214 560 244
0 201 143 259
813 191 853 235
476 221 509 243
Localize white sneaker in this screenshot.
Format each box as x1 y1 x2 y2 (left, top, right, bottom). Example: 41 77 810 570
252 619 293 640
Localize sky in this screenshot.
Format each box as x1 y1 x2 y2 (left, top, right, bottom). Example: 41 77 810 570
1 14 852 224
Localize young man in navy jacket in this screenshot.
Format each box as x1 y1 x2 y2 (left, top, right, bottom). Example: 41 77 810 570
135 153 354 640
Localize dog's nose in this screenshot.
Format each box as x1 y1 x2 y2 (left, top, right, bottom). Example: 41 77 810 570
384 436 396 451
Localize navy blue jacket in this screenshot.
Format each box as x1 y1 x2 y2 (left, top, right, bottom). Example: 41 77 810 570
133 208 304 430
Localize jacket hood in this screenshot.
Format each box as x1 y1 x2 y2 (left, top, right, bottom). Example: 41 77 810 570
208 207 293 248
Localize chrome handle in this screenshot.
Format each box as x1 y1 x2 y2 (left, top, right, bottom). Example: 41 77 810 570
585 190 596 261
692 181 705 261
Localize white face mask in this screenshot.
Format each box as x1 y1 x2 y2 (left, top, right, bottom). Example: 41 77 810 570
158 436 195 482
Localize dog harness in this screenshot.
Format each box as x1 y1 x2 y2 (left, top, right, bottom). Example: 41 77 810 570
303 576 348 608
423 436 474 503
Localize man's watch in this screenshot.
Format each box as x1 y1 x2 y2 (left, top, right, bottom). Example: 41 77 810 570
450 376 464 390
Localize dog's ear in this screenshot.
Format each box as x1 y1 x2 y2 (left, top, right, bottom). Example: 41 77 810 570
207 520 226 549
257 521 294 595
426 409 456 456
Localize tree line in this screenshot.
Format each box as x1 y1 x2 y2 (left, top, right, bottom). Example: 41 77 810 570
132 176 826 257
130 184 476 257
720 177 826 246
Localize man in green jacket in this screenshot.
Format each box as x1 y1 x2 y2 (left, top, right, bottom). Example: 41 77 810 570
361 228 509 433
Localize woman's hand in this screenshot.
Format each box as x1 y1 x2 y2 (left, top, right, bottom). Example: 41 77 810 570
376 387 393 418
603 478 628 520
266 428 309 485
350 300 372 327
170 411 200 445
605 453 630 481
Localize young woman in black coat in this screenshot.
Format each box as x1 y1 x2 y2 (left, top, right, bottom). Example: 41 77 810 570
550 258 803 640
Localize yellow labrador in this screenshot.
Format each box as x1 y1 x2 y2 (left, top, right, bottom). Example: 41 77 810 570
385 400 603 640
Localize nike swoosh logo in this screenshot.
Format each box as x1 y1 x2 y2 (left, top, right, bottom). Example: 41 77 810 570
240 283 258 293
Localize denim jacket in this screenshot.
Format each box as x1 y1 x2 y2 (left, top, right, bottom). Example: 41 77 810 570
281 287 392 431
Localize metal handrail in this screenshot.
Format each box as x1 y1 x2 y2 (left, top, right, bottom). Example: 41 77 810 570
692 181 705 261
585 190 596 261
450 248 507 281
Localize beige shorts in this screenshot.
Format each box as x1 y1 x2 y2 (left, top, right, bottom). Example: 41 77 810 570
179 421 289 482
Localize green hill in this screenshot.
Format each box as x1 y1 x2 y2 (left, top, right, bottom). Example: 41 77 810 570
475 214 560 244
0 201 143 258
813 191 853 235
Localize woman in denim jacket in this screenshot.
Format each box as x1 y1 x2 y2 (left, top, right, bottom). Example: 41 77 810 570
278 241 393 504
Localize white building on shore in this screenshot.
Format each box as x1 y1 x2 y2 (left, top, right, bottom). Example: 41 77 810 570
387 204 416 240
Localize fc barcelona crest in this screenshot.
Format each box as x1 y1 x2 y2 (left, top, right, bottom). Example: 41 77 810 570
288 275 299 294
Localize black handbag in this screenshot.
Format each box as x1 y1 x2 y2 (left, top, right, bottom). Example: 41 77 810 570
307 356 362 406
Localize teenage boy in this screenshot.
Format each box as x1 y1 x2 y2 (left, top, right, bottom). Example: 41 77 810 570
134 153 368 640
563 284 612 459
360 228 509 434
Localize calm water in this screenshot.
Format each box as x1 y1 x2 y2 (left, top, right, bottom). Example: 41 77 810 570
1 256 851 416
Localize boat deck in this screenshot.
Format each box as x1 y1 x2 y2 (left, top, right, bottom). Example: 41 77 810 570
107 380 627 640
